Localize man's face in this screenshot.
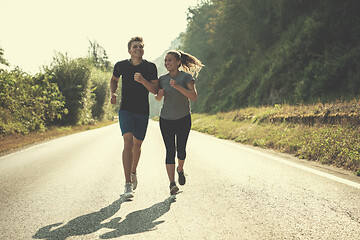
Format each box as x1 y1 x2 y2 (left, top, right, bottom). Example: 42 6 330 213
128 41 144 58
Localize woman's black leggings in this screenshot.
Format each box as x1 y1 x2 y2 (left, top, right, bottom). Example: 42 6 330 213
159 114 191 164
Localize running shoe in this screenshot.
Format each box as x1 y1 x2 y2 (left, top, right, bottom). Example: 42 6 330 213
177 167 186 186
123 182 134 198
170 182 179 195
131 172 138 190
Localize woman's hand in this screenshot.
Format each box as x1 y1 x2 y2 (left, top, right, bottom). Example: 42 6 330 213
158 88 165 97
170 79 178 89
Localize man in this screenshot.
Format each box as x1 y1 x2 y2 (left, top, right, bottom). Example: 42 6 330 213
110 36 158 198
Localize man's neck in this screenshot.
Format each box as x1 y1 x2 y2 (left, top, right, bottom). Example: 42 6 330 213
130 57 143 66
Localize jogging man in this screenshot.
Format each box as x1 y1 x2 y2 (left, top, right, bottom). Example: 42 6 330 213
110 36 158 198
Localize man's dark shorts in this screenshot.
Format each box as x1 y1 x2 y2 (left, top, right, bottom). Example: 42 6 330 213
119 110 149 141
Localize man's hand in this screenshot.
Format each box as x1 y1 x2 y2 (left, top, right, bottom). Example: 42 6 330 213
110 93 117 104
134 72 145 83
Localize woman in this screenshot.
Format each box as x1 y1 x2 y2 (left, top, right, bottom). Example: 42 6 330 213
155 50 203 195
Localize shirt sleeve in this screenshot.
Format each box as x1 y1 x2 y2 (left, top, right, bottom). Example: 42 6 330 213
149 63 158 81
113 62 122 78
158 76 163 88
185 73 195 85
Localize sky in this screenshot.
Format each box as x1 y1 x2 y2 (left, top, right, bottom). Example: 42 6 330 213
0 0 200 74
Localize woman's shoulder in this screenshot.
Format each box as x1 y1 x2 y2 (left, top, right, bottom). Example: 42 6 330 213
180 71 194 80
159 73 170 81
179 71 191 77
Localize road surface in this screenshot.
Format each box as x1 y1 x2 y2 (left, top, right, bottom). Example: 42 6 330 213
1 120 360 239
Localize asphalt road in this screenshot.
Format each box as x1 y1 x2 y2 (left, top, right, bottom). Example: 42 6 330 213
1 120 360 239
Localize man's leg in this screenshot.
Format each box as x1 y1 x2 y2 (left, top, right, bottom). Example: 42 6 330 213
131 137 143 173
130 137 142 190
130 112 149 190
122 132 134 183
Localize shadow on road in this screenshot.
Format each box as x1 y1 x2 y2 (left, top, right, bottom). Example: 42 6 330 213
32 196 175 240
100 196 175 239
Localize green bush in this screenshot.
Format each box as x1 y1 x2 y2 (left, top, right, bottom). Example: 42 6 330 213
44 53 95 125
0 68 65 135
89 67 113 121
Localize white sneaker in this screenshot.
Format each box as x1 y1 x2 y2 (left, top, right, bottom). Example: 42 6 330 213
123 182 134 198
131 172 138 190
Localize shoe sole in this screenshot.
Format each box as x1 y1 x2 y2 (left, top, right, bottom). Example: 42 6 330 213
123 192 134 198
170 186 179 195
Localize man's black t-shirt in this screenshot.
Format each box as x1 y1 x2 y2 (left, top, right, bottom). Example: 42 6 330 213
113 59 158 115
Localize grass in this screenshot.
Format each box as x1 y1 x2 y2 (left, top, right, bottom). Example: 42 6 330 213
191 99 360 176
0 120 116 155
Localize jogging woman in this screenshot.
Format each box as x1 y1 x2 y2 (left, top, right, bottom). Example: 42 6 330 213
155 50 203 195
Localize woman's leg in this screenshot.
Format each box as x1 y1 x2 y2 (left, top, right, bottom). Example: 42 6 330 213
160 118 176 183
176 114 191 172
166 164 176 183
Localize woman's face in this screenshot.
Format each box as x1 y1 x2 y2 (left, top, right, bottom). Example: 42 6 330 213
164 53 180 72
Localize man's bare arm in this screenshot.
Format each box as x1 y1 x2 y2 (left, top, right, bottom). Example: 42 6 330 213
134 73 159 94
110 75 119 104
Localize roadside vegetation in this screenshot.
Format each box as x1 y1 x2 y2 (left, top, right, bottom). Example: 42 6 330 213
0 41 119 135
191 99 360 176
181 0 360 112
0 41 120 154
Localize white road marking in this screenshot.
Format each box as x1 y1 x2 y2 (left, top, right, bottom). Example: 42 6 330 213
221 138 360 190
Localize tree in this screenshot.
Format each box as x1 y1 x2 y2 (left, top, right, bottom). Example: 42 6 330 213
0 68 65 135
0 46 9 67
44 53 94 125
88 39 111 71
179 0 360 112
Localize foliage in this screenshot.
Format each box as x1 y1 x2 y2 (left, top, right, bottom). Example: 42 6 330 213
0 46 9 66
89 66 113 121
191 100 360 174
0 38 116 136
181 0 360 113
43 53 115 125
0 68 65 135
43 53 94 125
86 41 117 121
88 39 112 72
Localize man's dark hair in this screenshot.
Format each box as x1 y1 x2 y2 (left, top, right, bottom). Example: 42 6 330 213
128 36 144 50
